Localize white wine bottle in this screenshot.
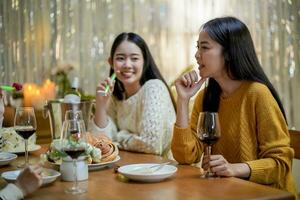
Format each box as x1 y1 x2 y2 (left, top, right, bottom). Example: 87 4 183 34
64 77 81 103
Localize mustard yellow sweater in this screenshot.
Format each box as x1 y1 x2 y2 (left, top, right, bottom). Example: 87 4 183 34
172 81 298 198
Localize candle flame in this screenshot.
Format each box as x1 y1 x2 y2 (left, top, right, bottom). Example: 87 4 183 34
23 80 56 109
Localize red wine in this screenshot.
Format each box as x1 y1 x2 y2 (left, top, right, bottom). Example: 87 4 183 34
69 129 79 134
63 147 85 159
15 128 36 139
200 136 219 145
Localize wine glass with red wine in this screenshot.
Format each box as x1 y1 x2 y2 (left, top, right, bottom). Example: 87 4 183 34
197 112 221 178
14 107 37 168
61 119 87 194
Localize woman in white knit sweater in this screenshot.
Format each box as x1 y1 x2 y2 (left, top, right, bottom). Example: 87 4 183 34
89 32 176 157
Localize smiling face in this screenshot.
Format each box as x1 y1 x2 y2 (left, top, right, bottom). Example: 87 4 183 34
111 40 144 95
195 31 227 80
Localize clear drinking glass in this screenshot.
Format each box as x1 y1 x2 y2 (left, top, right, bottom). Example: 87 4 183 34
196 112 221 178
14 107 37 168
61 119 87 194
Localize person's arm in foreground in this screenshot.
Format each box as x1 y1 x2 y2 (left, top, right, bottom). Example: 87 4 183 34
0 165 42 200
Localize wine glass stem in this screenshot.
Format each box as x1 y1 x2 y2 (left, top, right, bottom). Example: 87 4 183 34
206 145 212 175
24 139 28 166
73 159 78 190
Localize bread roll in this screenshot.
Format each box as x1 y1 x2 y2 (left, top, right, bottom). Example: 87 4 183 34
86 132 119 163
100 143 119 162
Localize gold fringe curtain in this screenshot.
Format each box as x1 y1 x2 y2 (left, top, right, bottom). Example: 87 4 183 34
0 0 299 128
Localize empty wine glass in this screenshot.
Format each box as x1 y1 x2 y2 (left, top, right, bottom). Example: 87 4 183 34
61 110 85 140
14 107 37 168
64 110 83 121
61 119 87 194
196 112 221 178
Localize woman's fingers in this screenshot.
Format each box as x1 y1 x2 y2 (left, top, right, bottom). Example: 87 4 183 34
30 165 43 180
201 155 246 177
182 71 198 87
96 76 115 96
175 70 205 100
187 73 194 86
209 155 227 167
105 78 115 95
107 76 115 86
190 71 199 86
210 164 227 172
96 82 106 91
181 75 188 87
31 165 42 173
202 154 228 172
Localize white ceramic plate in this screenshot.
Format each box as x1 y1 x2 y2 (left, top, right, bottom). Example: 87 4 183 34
1 168 61 186
118 163 177 182
8 144 41 154
0 152 18 166
48 155 121 171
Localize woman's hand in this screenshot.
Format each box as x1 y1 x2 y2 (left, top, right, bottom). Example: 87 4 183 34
96 77 115 105
175 70 206 101
94 76 115 128
203 154 250 178
174 70 206 128
15 165 43 197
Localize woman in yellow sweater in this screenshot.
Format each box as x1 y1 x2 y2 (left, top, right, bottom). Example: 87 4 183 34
171 16 297 198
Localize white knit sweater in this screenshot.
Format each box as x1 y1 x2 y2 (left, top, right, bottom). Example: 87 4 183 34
89 79 176 156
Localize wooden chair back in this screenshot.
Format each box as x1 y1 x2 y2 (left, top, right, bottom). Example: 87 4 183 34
289 129 300 159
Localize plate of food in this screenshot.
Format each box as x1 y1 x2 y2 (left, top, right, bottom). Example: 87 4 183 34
0 127 40 153
0 152 18 166
47 155 121 171
46 133 120 171
118 163 177 182
88 155 120 170
1 168 61 185
8 144 41 154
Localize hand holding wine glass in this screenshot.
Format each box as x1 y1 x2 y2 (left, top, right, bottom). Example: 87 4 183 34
14 107 37 168
196 112 221 178
61 119 87 194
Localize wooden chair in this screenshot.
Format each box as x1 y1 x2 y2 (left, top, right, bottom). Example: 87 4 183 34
289 129 300 159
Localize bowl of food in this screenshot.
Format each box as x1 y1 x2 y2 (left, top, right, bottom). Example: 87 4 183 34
46 133 120 171
41 168 61 185
1 168 61 186
0 152 17 166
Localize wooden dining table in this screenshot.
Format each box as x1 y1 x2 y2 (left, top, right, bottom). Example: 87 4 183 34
0 145 295 200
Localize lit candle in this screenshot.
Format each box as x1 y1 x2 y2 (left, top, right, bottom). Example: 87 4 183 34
23 84 35 107
41 79 56 100
33 89 44 110
23 80 56 109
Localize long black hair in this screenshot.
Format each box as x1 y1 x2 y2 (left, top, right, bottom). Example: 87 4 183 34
109 32 176 110
201 17 286 121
